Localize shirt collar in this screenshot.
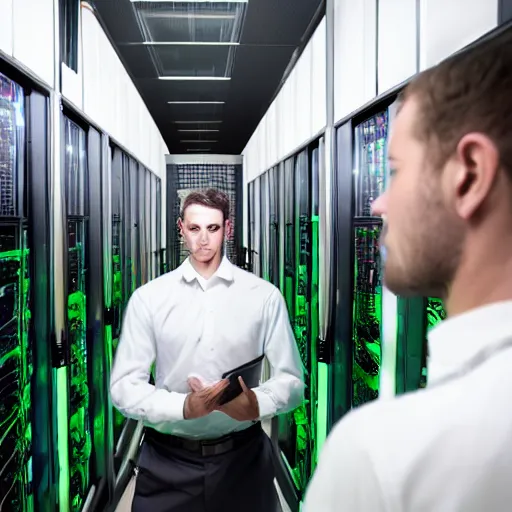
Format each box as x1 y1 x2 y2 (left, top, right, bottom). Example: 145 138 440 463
181 255 234 284
428 300 512 384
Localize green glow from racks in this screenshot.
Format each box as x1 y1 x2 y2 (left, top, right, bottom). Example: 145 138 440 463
56 366 70 512
422 297 446 387
112 251 124 442
0 242 34 512
67 229 92 512
310 214 327 467
352 225 382 407
316 362 328 463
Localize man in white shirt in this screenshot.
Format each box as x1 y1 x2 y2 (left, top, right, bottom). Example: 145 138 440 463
110 188 304 512
303 27 512 512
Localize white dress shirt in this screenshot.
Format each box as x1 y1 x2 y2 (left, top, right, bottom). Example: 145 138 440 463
303 300 512 512
110 256 304 439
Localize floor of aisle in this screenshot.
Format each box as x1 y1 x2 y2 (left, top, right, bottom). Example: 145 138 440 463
262 419 292 512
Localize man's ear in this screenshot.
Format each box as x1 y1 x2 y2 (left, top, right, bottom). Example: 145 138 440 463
224 219 233 240
452 132 499 220
177 218 184 236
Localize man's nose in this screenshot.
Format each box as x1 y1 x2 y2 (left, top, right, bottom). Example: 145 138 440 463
371 191 387 217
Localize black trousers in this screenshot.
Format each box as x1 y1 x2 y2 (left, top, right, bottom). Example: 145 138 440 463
132 423 278 512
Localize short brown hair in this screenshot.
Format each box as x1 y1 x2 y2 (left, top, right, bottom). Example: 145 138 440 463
180 188 230 222
402 28 512 175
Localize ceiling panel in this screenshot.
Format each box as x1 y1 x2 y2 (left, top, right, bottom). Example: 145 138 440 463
92 0 324 154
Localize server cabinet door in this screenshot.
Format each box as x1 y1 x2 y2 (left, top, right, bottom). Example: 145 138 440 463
248 182 255 272
351 110 389 408
259 173 269 281
268 166 280 288
0 72 51 512
62 116 92 511
276 155 300 489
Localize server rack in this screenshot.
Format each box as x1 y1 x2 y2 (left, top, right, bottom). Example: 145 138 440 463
333 95 447 425
248 142 321 509
60 109 116 512
248 180 255 273
0 68 53 511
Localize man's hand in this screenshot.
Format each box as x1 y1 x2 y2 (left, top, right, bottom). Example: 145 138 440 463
183 377 229 419
216 377 260 421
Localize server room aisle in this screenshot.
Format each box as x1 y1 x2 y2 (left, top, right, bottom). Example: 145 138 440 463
262 420 288 512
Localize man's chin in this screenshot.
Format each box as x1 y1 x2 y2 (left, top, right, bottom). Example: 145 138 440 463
192 252 215 263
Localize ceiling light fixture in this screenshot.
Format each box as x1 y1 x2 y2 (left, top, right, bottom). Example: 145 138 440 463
159 76 231 81
181 140 219 143
178 129 220 133
130 0 247 3
174 120 223 124
168 101 225 105
143 41 239 46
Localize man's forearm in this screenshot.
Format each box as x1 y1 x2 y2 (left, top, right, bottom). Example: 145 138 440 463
253 374 305 420
111 379 188 424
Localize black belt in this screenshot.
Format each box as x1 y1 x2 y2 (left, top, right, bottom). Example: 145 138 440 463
145 421 262 457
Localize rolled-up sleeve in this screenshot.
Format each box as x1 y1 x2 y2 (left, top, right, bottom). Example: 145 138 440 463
110 289 187 424
253 288 305 420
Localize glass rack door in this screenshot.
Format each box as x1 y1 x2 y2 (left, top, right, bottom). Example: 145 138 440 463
111 148 125 444
268 166 280 288
63 117 91 512
352 110 389 408
0 73 34 512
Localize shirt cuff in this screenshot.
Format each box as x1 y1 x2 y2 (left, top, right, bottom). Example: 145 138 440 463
146 389 188 423
253 387 277 421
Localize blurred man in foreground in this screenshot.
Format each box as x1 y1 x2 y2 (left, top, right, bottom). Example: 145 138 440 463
304 27 512 512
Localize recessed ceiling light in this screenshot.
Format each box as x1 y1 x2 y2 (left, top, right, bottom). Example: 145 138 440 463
142 41 239 46
131 0 248 3
181 140 219 143
178 129 220 133
159 76 230 81
174 120 223 124
168 101 225 105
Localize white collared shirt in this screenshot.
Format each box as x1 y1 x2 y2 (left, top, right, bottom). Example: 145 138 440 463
110 256 304 439
303 300 512 512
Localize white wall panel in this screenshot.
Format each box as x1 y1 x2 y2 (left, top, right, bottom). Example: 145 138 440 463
295 42 312 149
81 6 168 178
334 0 377 123
243 17 326 182
419 0 498 70
311 18 326 134
0 0 13 56
12 0 54 86
377 0 417 94
62 6 84 110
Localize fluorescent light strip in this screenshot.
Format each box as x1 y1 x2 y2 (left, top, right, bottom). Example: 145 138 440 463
143 41 239 46
174 120 223 124
181 140 218 143
168 101 225 105
148 13 236 20
178 129 220 133
159 76 230 81
131 0 247 3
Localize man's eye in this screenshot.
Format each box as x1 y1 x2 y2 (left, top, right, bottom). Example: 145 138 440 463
389 168 397 177
208 226 219 232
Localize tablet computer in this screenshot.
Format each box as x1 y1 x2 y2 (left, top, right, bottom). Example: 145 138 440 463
219 354 265 405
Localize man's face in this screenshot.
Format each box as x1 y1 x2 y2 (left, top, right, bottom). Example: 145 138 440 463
178 204 229 264
371 98 464 298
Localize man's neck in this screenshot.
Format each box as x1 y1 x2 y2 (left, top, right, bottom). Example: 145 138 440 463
189 254 222 279
445 241 512 318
